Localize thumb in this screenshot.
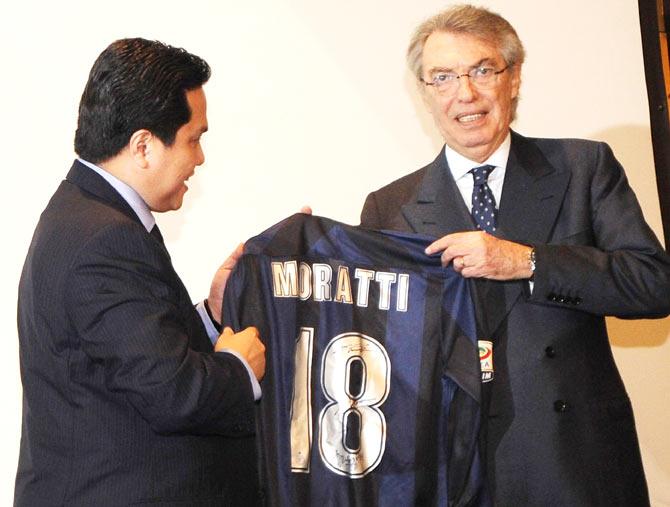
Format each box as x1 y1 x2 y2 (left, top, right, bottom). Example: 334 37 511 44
215 327 235 352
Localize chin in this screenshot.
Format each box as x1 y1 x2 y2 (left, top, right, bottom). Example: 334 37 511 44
463 130 500 147
154 200 183 213
454 138 489 151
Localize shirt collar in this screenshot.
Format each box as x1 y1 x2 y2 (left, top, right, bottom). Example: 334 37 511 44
444 131 512 181
77 158 155 233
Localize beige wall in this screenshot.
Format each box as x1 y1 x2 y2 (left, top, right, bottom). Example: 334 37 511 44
2 0 668 504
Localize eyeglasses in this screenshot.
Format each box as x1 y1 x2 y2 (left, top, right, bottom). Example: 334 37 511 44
420 65 509 93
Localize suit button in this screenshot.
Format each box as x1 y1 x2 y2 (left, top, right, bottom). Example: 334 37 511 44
574 297 582 305
545 346 556 358
557 295 566 303
547 292 557 302
554 400 568 412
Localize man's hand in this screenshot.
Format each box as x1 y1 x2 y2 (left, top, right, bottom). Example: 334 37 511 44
215 326 266 381
425 231 533 280
208 243 245 324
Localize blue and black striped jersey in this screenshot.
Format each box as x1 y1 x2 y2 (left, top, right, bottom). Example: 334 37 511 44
223 213 488 507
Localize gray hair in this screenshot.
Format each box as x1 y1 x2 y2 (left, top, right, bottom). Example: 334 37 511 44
407 5 525 81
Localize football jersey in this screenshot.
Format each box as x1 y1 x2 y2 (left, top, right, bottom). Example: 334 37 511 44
222 214 488 506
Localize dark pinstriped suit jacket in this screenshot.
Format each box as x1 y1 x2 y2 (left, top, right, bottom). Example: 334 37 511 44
361 132 670 506
16 160 259 506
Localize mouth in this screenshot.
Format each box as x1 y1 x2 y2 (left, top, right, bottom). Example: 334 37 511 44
456 112 486 124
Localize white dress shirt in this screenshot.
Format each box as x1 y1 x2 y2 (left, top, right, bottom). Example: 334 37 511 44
443 132 511 212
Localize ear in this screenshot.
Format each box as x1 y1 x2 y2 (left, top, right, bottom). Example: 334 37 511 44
128 129 154 169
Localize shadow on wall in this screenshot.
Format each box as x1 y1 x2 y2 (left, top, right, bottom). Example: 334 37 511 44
590 124 665 238
607 316 670 348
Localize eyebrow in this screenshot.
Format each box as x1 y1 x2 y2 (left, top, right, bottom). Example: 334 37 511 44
428 58 496 74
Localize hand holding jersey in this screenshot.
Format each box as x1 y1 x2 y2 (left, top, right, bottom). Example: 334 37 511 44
206 242 267 381
425 231 533 280
216 327 266 381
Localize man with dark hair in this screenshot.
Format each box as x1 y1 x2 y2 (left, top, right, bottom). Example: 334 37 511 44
361 5 670 506
16 38 265 505
74 39 213 163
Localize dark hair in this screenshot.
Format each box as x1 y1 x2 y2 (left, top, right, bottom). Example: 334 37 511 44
74 38 211 163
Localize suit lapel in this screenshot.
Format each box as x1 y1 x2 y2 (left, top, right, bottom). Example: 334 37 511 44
497 132 571 244
400 147 475 237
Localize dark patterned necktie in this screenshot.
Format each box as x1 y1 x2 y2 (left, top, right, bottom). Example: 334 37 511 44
470 165 498 233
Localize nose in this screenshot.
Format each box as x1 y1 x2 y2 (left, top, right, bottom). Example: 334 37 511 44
455 75 477 102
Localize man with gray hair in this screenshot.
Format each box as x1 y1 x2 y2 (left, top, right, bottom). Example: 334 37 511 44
361 5 670 506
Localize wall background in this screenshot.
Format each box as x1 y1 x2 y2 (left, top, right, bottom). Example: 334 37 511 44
2 0 668 504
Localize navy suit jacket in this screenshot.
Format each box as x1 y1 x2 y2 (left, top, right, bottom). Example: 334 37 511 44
16 160 259 506
361 132 670 506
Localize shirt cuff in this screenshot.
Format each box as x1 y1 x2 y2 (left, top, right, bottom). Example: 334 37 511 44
195 300 220 344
